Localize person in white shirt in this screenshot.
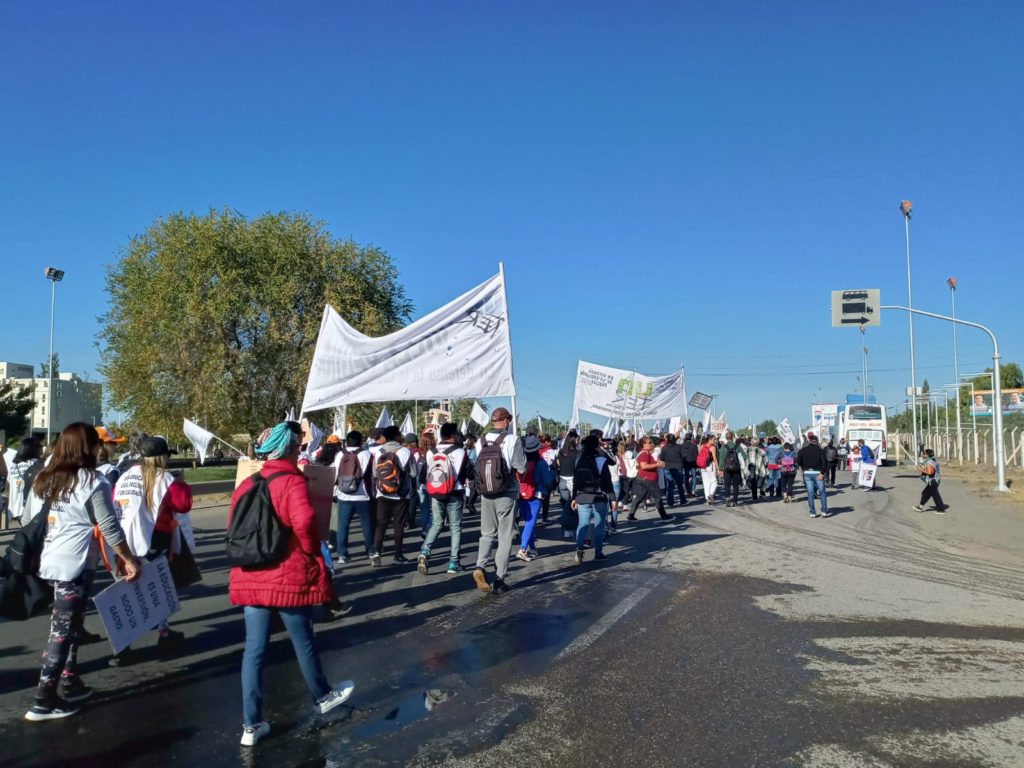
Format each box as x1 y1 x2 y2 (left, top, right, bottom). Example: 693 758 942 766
418 423 470 575
7 436 44 523
369 426 414 567
472 408 527 594
24 423 142 722
332 431 374 564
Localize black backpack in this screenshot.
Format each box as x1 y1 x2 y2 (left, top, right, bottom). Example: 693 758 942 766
225 471 292 568
0 507 54 620
573 455 605 496
476 433 512 496
336 450 364 495
724 445 742 473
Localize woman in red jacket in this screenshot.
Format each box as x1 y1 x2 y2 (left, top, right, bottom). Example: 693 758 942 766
229 421 355 747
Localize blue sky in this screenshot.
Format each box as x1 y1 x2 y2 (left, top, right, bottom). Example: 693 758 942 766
1 1 1021 430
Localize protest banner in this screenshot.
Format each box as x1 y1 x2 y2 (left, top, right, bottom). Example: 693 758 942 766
779 418 797 443
858 464 877 488
235 460 334 540
688 392 713 411
302 272 516 412
571 360 686 420
93 555 180 655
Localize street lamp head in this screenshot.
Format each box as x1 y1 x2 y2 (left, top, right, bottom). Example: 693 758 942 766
947 276 957 290
899 200 913 219
44 267 65 282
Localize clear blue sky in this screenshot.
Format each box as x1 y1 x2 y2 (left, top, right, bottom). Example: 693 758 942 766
2 2 1021 430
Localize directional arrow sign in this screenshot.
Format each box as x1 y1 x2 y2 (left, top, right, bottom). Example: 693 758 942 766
831 289 881 327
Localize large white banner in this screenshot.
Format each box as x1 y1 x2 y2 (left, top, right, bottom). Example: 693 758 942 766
302 273 516 412
571 360 686 420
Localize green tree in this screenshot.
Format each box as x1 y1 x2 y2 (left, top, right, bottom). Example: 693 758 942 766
39 352 59 378
99 209 412 439
0 380 34 439
756 419 778 437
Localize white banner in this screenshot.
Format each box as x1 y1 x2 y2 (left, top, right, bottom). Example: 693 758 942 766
93 555 180 655
302 272 516 412
812 403 839 429
668 416 681 434
470 400 490 428
183 418 214 465
858 464 877 488
571 360 686 420
459 419 468 434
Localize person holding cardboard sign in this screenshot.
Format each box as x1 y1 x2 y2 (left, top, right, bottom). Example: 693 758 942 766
23 423 143 722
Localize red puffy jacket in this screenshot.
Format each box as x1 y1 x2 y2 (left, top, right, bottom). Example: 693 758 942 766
228 459 333 608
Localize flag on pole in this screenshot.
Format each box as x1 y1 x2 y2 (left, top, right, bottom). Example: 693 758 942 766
470 400 490 428
399 412 415 436
183 419 215 465
285 407 296 422
375 407 393 429
460 419 468 434
332 409 344 436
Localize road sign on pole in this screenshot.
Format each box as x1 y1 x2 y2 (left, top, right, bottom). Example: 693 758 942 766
832 289 881 327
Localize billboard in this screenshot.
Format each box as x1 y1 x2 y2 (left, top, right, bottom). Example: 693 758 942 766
969 389 1024 417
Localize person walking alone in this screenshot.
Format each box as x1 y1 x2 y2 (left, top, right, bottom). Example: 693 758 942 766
913 449 947 514
797 433 829 518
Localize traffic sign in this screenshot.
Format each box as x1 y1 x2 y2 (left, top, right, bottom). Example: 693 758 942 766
832 289 881 327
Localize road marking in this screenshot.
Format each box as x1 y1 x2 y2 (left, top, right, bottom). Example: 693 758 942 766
555 584 655 661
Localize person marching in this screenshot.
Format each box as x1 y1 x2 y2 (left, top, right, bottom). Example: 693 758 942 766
717 431 745 508
797 433 829 518
332 431 374 564
514 435 555 562
24 423 143 721
419 422 471 574
627 437 671 522
571 434 615 564
696 434 718 504
779 442 798 503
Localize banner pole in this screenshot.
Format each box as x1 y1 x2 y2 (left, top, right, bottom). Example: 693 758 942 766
499 262 520 434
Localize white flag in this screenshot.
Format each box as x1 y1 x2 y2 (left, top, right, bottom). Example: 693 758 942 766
399 412 415 436
779 418 796 443
183 419 214 465
285 407 296 422
652 419 663 433
602 416 616 436
375 407 393 428
619 420 629 435
470 400 490 428
702 409 712 433
302 272 516 412
669 416 682 434
460 419 468 434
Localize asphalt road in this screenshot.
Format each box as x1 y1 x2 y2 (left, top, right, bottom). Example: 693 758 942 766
1 469 1022 767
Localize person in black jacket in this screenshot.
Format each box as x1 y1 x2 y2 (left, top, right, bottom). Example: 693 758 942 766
797 433 829 518
659 434 688 507
679 434 699 498
824 439 840 487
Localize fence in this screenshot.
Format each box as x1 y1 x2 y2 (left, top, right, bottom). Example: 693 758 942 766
890 429 1024 470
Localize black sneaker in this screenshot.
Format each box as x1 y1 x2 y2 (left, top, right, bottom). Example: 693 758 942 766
594 552 608 561
393 555 413 564
57 679 94 704
491 578 511 594
25 700 81 722
626 515 637 522
157 630 185 657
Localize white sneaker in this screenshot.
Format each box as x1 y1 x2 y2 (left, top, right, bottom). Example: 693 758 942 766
318 680 355 714
240 721 270 746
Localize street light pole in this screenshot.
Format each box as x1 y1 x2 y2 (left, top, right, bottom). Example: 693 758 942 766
44 267 65 445
947 277 963 462
900 201 919 459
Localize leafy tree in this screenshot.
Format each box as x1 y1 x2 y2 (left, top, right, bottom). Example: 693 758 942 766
0 380 34 439
99 209 412 439
756 419 778 437
39 352 59 378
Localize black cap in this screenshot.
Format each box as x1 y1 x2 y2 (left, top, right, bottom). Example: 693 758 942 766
140 436 176 457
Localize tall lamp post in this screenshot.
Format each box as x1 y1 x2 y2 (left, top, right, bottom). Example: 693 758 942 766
948 277 962 461
44 267 65 445
900 200 919 458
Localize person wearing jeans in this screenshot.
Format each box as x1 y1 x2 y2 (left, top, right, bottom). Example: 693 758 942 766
571 434 615 563
797 433 829 518
419 424 470 574
230 422 354 747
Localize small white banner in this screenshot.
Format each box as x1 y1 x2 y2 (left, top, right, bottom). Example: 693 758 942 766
858 464 877 488
182 419 214 465
93 555 180 655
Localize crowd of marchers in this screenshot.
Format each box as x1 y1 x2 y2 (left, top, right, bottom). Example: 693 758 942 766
0 413 948 747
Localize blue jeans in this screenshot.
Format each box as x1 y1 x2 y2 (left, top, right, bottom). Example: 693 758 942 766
766 469 781 495
336 499 373 557
242 606 330 726
423 493 464 562
804 472 827 514
667 468 688 505
518 498 541 551
576 500 607 555
682 466 698 495
418 488 431 531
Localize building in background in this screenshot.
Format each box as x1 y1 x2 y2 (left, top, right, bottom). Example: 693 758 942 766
0 361 103 438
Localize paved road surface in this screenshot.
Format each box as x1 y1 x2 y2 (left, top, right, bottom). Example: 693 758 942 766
1 469 1022 767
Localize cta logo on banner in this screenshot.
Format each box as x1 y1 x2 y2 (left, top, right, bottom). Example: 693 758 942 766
572 360 686 420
